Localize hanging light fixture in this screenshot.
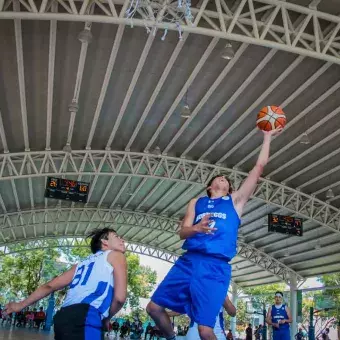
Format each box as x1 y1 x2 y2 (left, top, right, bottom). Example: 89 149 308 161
221 42 235 60
326 188 335 199
78 28 93 44
152 146 162 155
300 132 310 144
283 250 290 257
63 144 72 153
181 91 191 118
314 241 321 250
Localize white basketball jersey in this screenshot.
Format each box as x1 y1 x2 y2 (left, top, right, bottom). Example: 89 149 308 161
186 308 225 340
63 250 114 318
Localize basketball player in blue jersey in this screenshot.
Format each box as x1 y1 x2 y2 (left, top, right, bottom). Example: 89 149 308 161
4 228 127 340
266 291 292 340
147 128 282 340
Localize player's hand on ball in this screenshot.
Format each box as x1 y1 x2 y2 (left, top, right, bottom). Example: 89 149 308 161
263 127 283 137
4 302 24 314
194 214 217 235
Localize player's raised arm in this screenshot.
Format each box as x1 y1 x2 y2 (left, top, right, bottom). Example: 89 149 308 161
4 265 77 314
179 199 216 240
233 128 282 213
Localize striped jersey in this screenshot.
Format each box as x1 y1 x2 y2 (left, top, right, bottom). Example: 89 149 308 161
63 250 114 318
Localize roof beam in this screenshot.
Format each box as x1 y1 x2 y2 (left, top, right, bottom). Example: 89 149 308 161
1 151 340 232
85 0 129 148
265 102 340 180
3 0 340 64
182 48 277 158
158 184 197 215
66 21 92 147
136 179 165 210
0 209 301 282
124 0 210 150
125 34 190 150
144 37 220 152
13 0 30 151
265 101 340 178
162 42 248 154
0 111 8 153
213 56 305 164
104 21 160 149
45 1 57 151
146 182 181 213
123 177 148 209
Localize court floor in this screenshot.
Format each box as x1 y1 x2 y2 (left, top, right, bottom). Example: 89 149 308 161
0 326 54 339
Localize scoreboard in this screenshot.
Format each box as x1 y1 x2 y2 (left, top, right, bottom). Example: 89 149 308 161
268 213 303 237
45 177 90 203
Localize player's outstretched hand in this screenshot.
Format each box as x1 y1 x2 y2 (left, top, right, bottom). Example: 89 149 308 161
194 214 217 235
4 301 24 315
263 127 283 137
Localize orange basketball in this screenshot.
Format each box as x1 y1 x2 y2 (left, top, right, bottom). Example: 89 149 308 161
256 106 286 131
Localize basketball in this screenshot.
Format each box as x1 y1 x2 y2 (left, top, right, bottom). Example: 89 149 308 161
256 106 286 131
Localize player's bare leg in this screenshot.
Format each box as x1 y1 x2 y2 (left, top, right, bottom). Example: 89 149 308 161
146 301 176 340
198 325 217 340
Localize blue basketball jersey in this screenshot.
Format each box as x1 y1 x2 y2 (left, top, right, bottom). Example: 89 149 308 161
271 304 289 329
182 195 240 260
63 250 114 318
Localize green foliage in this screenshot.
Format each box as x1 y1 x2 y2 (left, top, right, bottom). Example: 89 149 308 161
317 274 340 319
243 282 287 311
0 240 68 306
126 253 157 309
0 238 157 312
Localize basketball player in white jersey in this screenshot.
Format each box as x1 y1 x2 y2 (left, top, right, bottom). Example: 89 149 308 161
4 228 127 340
169 296 236 340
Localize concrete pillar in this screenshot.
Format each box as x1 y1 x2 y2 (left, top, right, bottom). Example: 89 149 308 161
290 275 297 339
231 282 238 336
44 292 55 331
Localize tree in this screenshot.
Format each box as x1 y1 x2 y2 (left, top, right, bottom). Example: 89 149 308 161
0 240 68 307
317 274 340 320
243 283 287 310
67 241 157 309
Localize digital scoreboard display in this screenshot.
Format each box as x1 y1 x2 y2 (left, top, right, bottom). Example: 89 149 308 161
268 213 303 237
45 177 90 203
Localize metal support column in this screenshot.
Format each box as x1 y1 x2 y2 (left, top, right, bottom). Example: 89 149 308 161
44 292 55 331
231 282 238 336
290 274 298 339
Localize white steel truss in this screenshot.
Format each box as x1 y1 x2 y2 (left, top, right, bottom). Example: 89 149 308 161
0 237 180 263
0 230 302 283
1 0 340 64
0 150 340 233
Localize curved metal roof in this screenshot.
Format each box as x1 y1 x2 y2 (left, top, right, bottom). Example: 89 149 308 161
1 0 340 287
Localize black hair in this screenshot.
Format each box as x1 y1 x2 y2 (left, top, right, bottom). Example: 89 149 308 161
275 291 283 297
206 174 233 197
87 227 117 254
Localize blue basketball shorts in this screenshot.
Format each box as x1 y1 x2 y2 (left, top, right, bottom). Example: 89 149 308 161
151 252 231 328
273 327 290 340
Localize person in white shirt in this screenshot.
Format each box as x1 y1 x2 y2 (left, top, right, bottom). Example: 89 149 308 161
169 296 236 340
4 227 127 340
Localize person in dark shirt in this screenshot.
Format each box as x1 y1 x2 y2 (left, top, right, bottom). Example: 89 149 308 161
246 324 253 340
